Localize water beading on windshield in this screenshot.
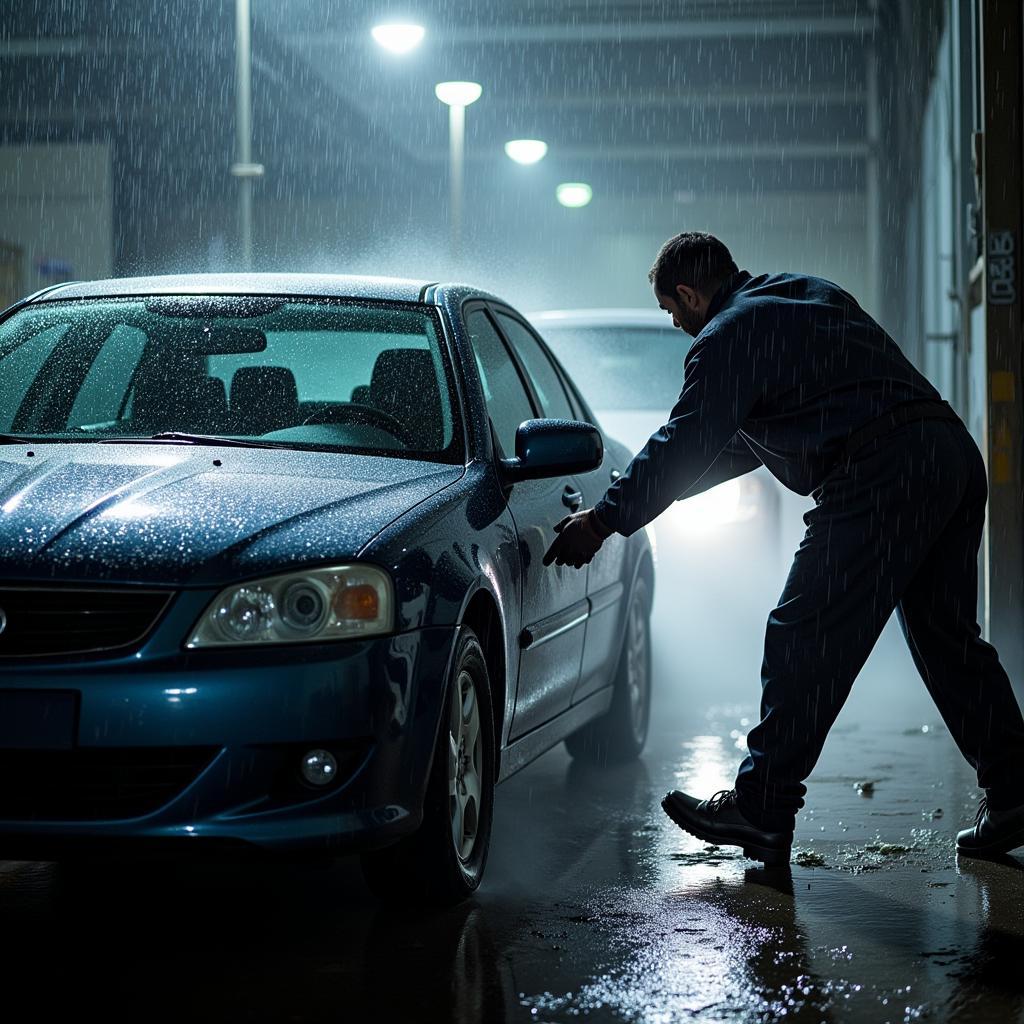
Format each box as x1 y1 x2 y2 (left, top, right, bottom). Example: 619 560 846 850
0 297 459 460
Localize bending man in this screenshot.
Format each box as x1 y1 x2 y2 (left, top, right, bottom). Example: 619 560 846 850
544 230 1024 866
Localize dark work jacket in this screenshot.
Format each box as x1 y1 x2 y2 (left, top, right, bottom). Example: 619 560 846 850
594 271 941 537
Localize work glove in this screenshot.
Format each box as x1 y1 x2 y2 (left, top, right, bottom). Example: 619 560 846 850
543 508 613 569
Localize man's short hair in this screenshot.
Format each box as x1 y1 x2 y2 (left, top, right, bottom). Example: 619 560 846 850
648 231 738 298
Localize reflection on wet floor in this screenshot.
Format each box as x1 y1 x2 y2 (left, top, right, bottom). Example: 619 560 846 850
1 650 1023 1021
500 697 1024 1024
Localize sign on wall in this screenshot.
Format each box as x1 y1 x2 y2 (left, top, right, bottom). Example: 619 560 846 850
987 229 1017 305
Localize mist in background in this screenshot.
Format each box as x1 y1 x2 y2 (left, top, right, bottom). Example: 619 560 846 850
0 0 962 733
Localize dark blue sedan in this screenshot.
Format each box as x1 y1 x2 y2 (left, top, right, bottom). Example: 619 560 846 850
0 274 654 903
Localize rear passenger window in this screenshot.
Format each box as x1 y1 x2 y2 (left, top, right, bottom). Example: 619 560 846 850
496 313 575 421
466 309 535 456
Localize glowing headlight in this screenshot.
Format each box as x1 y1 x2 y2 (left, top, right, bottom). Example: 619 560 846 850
188 565 393 648
670 480 755 533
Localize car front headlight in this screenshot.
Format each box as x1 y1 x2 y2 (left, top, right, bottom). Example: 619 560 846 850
669 479 759 533
187 565 394 648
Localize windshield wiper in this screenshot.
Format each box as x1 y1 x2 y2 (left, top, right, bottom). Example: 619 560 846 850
100 432 296 450
0 433 62 445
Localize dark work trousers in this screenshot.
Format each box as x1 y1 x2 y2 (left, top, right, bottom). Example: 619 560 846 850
735 416 1024 829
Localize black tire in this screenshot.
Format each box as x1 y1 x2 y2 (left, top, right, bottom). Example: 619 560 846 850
361 627 495 905
565 575 651 765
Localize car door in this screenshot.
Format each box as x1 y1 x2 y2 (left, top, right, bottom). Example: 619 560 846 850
556 359 631 702
491 308 628 705
464 305 586 740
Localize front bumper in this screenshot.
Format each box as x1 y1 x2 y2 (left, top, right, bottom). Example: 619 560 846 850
0 625 459 858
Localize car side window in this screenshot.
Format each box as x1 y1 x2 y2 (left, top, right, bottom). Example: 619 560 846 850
495 312 575 421
465 309 535 456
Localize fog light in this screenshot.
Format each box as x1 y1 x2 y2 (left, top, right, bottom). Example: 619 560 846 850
300 748 338 787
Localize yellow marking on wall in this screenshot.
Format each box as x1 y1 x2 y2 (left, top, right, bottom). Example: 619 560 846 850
991 371 1016 402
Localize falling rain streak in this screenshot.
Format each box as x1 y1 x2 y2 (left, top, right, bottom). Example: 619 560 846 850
1 2 1023 1022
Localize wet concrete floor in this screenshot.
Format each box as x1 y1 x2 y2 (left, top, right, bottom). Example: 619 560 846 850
1 617 1022 1022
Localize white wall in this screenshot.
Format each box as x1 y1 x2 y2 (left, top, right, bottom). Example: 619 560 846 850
0 143 113 296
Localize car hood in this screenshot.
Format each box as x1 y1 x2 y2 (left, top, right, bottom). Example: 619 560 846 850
0 443 463 585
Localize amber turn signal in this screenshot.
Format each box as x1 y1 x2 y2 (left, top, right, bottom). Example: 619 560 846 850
333 583 380 621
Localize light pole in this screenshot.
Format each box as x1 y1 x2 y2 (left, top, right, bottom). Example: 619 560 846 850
435 81 482 255
231 0 264 270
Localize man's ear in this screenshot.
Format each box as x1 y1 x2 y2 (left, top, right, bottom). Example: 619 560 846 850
674 283 701 310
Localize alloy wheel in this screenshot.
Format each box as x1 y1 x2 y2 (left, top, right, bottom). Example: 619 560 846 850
626 594 649 743
448 667 482 862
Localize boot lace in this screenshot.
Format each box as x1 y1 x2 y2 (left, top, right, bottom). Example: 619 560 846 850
706 789 739 814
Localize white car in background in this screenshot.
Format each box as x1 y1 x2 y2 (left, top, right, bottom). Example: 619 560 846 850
530 308 793 689
528 309 782 545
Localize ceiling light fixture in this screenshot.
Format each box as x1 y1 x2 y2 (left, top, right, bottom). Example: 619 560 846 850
371 23 425 54
434 81 483 106
556 182 593 208
504 139 548 165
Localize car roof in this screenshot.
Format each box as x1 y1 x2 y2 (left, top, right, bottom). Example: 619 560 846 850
25 273 440 304
527 307 670 329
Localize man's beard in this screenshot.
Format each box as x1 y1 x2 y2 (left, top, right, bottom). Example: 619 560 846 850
679 309 705 337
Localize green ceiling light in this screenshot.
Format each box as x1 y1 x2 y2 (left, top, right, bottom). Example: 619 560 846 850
504 139 548 165
556 182 593 208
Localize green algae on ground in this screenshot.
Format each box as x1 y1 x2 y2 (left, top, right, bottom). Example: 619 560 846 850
794 850 827 867
863 841 911 855
669 845 742 866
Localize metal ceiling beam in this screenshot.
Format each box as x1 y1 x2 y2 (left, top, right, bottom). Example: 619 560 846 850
0 38 226 58
0 15 876 60
0 105 167 122
453 140 871 161
283 15 876 50
358 89 868 112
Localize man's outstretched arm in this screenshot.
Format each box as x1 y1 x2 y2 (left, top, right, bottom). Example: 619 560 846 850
592 331 760 537
544 329 762 567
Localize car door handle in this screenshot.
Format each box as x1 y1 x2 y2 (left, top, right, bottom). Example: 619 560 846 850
562 486 583 511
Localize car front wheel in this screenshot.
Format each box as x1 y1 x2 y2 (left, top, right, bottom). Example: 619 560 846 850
361 627 495 905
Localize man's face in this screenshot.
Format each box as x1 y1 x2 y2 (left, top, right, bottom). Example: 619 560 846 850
655 286 705 338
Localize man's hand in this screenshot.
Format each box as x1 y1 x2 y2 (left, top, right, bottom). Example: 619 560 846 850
543 508 613 569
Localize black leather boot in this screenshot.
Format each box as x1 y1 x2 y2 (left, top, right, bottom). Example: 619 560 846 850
956 797 1024 857
661 789 793 866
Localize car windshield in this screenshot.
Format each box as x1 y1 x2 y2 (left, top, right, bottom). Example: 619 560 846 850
0 296 460 461
537 325 693 412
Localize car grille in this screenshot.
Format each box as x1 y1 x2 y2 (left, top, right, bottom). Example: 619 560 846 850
0 586 172 658
0 747 219 821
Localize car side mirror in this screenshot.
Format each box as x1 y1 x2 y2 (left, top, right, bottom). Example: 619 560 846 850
500 418 603 483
